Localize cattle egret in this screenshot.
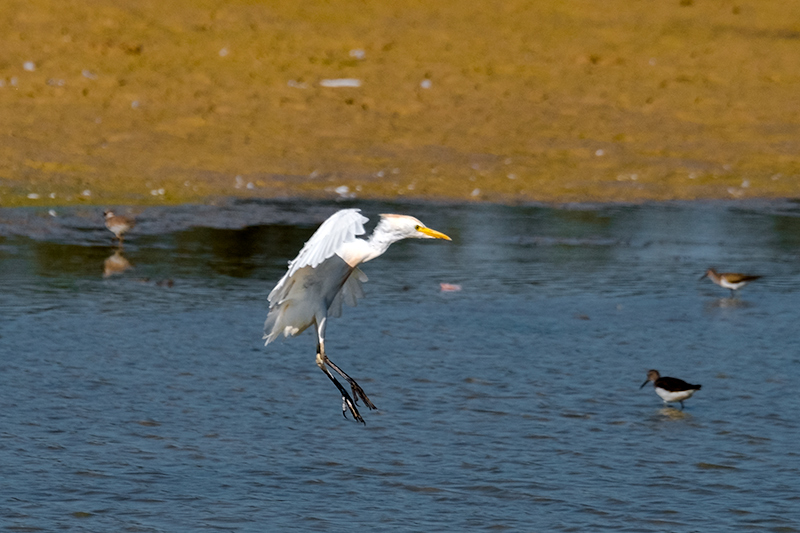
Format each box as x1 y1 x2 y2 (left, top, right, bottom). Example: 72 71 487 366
263 208 451 424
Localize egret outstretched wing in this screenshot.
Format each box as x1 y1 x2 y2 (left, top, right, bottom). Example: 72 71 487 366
268 209 368 304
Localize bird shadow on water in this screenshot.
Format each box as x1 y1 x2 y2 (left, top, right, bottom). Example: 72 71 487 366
657 407 691 420
704 297 753 310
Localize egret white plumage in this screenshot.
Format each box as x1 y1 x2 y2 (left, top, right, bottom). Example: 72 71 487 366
263 208 451 424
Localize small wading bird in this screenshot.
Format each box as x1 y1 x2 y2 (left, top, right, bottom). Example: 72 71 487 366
640 369 701 409
104 210 135 245
700 268 761 297
263 209 451 424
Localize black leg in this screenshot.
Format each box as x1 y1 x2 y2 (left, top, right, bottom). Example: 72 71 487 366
318 362 365 424
325 357 377 411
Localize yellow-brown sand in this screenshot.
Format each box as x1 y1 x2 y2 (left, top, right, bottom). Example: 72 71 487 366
1 0 799 207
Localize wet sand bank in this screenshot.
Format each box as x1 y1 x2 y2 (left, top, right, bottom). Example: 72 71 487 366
1 0 799 207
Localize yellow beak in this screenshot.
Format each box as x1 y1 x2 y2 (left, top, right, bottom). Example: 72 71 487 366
418 227 452 240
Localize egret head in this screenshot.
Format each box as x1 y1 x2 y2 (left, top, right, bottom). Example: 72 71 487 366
378 214 451 241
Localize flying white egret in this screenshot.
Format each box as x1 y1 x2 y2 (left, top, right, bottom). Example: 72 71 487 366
263 208 451 424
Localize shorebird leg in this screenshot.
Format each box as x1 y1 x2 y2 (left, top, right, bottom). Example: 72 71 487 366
325 357 377 411
316 351 365 424
679 400 685 410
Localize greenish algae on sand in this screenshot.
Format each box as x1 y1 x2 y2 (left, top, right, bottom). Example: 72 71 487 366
1 0 799 207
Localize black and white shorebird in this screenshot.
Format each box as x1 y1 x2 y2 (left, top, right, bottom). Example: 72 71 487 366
640 369 701 409
104 210 135 245
700 268 761 297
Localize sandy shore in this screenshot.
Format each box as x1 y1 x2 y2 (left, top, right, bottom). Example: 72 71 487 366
1 0 799 207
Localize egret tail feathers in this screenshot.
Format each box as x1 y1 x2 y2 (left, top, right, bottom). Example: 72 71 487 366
263 298 312 345
263 267 368 345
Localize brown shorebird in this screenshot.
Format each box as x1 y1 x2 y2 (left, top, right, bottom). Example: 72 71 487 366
640 369 702 409
700 268 761 297
104 210 135 245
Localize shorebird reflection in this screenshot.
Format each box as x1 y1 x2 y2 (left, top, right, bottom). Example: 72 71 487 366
104 249 132 277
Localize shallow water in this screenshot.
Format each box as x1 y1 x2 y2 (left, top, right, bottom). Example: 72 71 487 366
2 199 800 532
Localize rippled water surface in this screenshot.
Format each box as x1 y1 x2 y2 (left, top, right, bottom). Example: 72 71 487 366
2 200 800 531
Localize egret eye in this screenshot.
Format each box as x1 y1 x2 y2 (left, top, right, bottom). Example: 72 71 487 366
414 224 421 230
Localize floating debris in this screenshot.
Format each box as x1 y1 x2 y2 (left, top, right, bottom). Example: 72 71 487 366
319 78 361 88
349 49 366 60
48 209 57 217
595 149 605 156
219 47 229 57
287 80 308 89
333 185 355 198
420 79 432 89
23 61 36 72
82 189 92 197
440 283 462 292
82 70 98 80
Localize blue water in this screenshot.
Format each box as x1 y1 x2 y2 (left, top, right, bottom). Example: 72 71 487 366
1 200 799 531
